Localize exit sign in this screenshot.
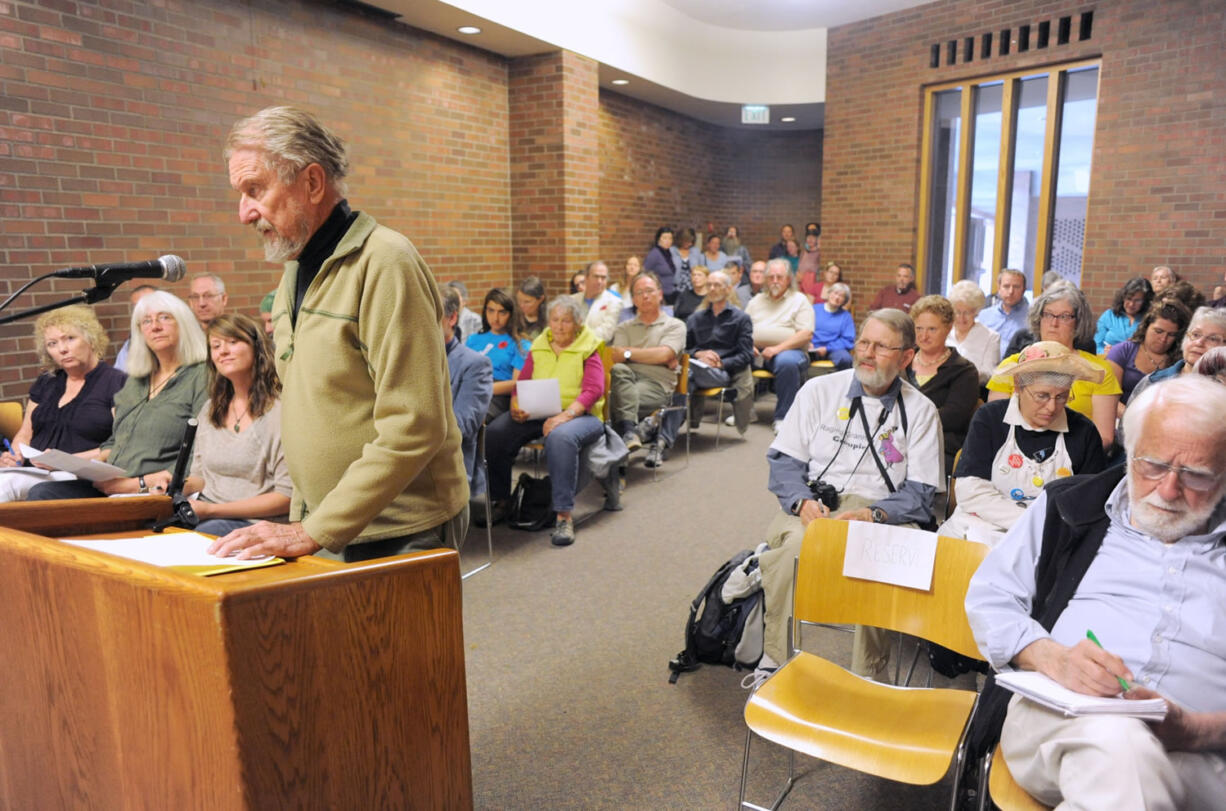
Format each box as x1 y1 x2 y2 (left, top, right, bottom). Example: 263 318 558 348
741 105 770 125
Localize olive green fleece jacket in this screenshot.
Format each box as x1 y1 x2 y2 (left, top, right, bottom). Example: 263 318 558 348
270 212 468 552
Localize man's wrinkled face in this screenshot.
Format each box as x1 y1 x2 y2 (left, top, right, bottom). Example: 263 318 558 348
188 277 228 325
1128 409 1226 542
895 265 914 290
749 263 766 287
854 318 911 391
766 266 790 299
228 148 313 263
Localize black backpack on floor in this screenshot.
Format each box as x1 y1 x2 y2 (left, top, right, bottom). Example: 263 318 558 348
507 472 554 531
668 549 764 683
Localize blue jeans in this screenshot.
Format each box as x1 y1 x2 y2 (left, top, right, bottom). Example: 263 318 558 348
765 349 809 421
485 412 604 513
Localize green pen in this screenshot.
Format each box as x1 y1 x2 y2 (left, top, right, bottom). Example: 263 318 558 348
1086 629 1131 692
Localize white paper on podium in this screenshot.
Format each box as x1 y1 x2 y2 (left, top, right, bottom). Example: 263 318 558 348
20 444 126 482
516 378 562 419
842 522 938 591
63 533 271 565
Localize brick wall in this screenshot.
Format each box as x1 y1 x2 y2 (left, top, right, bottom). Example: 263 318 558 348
508 50 600 294
823 0 1226 316
0 0 510 400
599 90 823 279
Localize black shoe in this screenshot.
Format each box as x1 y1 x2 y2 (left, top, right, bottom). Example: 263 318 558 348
481 499 510 527
622 430 642 452
644 440 665 468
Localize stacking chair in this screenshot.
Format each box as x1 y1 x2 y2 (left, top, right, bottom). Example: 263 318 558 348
980 746 1052 811
458 424 493 580
648 352 690 479
739 519 988 811
691 363 735 449
0 400 22 441
945 448 963 520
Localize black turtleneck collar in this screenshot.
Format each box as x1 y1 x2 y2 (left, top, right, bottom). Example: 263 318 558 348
293 200 358 324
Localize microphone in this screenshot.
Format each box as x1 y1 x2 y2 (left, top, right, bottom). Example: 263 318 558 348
52 255 186 284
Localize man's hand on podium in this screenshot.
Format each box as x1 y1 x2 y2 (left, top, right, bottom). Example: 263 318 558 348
208 521 322 560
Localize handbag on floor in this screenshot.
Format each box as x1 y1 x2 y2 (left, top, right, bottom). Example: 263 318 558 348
507 472 554 531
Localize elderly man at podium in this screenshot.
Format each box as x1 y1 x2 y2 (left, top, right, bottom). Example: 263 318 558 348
212 106 468 561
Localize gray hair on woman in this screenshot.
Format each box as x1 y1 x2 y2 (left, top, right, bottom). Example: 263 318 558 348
225 106 349 196
126 291 208 379
1014 371 1076 390
827 282 851 306
1186 306 1226 345
949 279 987 312
1028 284 1095 347
546 295 584 326
1121 375 1226 458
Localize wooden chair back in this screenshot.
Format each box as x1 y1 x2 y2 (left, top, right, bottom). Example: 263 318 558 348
675 352 690 396
793 518 987 660
0 400 22 441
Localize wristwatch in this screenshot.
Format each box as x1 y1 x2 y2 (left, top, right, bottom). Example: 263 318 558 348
790 498 808 516
869 506 887 524
623 349 632 361
138 475 149 494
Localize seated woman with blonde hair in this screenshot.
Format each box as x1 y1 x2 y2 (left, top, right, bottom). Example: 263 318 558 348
142 314 291 536
0 305 126 501
940 342 1107 546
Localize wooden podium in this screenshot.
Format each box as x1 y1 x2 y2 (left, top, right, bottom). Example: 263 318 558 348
0 497 473 809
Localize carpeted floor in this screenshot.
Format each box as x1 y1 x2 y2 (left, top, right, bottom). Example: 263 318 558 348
460 397 963 810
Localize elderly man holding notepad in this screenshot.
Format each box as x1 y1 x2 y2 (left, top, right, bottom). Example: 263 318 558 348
965 375 1226 809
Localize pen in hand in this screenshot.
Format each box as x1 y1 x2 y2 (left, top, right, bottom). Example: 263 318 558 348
1086 629 1131 692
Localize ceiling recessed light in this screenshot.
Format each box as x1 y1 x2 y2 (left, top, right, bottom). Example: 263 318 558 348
457 25 481 35
781 116 797 123
611 78 629 86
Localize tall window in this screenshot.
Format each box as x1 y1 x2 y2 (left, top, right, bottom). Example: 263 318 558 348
917 61 1100 297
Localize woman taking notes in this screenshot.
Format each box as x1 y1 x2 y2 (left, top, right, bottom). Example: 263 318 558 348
143 314 290 536
27 291 208 500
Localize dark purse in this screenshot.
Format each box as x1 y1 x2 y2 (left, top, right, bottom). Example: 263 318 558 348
506 472 553 531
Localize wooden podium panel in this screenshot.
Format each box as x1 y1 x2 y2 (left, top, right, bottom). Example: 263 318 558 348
0 499 472 809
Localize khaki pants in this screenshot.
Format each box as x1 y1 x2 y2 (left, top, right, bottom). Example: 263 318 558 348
689 365 753 432
1001 694 1226 811
609 364 673 426
757 494 895 679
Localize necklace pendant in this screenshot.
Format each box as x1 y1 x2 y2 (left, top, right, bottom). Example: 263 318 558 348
234 421 241 433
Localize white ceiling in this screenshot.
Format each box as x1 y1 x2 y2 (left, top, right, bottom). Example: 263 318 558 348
363 0 936 130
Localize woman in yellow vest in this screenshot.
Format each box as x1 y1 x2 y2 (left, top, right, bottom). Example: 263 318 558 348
484 297 606 546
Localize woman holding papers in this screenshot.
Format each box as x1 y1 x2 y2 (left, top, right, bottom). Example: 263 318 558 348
0 305 126 501
484 297 606 547
27 291 208 501
938 342 1107 546
143 314 291 536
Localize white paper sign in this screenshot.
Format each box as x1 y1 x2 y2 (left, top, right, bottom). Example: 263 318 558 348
841 522 938 591
516 378 562 419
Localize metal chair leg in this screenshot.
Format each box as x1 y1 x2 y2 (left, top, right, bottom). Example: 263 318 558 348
714 390 725 449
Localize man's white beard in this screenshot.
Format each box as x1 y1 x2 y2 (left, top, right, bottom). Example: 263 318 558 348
854 363 892 392
256 219 309 263
1128 476 1226 542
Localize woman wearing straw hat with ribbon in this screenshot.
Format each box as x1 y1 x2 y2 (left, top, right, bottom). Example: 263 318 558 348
939 342 1109 547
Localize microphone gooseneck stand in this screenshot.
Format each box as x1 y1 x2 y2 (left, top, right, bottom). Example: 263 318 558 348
151 419 200 533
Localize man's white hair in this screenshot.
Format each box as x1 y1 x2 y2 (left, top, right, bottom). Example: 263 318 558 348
1122 375 1226 459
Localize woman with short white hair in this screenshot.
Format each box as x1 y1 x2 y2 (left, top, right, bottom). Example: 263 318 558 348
27 291 209 500
946 279 1001 386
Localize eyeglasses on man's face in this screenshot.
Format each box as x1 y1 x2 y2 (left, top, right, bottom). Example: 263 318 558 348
854 339 904 356
1132 456 1221 493
188 292 221 303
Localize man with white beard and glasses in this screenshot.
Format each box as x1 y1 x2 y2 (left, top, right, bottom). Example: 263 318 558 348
748 308 943 684
964 375 1226 809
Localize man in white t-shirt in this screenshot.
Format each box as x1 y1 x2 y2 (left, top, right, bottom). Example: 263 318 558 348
744 258 815 432
570 260 624 343
755 308 944 681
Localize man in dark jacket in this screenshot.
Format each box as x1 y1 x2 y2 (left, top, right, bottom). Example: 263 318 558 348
965 375 1226 809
